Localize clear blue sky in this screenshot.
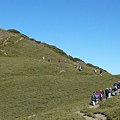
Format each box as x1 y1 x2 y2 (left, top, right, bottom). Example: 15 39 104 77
0 0 120 74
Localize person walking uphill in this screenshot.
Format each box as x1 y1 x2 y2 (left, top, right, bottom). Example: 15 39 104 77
91 92 97 105
97 89 103 100
100 70 103 76
42 56 45 62
79 66 83 72
58 59 60 64
94 69 97 74
105 88 109 99
108 88 112 98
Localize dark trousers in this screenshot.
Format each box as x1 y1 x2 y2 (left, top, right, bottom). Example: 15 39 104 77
106 93 108 99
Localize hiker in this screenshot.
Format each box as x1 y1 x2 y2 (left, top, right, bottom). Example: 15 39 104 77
117 81 120 89
100 91 103 100
108 88 112 98
91 92 98 105
95 92 99 104
64 60 66 64
42 56 45 62
112 87 118 96
105 88 109 99
96 90 101 100
98 89 103 101
101 90 104 100
79 66 82 72
100 70 103 76
91 92 96 105
94 69 97 74
58 59 60 64
48 59 50 62
114 82 117 88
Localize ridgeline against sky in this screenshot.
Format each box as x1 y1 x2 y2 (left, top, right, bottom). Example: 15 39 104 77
0 0 120 74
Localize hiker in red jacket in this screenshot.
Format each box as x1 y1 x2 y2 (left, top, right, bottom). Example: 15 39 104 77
58 59 60 64
97 90 103 100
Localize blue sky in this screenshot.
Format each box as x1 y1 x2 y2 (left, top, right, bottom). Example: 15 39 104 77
0 0 120 74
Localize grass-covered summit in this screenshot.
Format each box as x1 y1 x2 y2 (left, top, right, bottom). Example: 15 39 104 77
0 28 119 120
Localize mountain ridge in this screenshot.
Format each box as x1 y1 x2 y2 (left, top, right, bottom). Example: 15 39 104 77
0 28 107 73
1 28 120 120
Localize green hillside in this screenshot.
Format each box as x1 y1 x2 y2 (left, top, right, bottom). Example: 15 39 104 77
0 28 120 120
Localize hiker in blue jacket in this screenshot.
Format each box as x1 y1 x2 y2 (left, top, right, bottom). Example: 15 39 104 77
91 92 96 101
91 92 99 105
112 87 118 96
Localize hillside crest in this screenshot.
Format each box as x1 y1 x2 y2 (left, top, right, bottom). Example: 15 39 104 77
0 28 107 73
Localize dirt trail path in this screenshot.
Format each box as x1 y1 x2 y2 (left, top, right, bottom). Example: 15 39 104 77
89 104 99 109
74 108 107 120
74 90 120 120
74 103 107 120
0 36 10 46
0 36 23 55
14 37 23 44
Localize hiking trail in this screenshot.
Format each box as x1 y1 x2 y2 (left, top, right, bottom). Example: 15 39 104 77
74 100 106 120
74 110 107 120
0 36 23 55
74 104 107 120
74 90 120 120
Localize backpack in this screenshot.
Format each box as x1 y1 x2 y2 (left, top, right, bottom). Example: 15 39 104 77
91 94 96 101
95 93 99 99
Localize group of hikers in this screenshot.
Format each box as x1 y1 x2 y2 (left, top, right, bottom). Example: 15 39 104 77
43 56 104 76
94 69 103 76
74 65 83 72
42 56 103 75
91 81 120 106
42 56 67 64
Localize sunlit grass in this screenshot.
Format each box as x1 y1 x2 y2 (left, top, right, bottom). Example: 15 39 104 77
0 29 119 119
0 56 119 120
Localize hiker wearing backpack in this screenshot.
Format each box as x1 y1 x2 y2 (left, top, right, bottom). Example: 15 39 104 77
114 82 117 88
79 66 82 72
98 89 103 101
105 88 109 99
100 70 103 76
108 88 112 98
58 59 60 64
91 92 97 105
94 69 97 74
96 90 101 100
117 81 120 89
112 87 118 96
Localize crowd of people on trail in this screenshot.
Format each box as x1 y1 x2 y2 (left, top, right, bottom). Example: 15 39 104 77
49 59 66 64
42 56 104 76
42 56 67 64
91 81 120 106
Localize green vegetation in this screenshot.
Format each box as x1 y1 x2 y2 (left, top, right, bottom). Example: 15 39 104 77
0 28 120 120
86 63 107 72
7 29 21 34
81 93 120 120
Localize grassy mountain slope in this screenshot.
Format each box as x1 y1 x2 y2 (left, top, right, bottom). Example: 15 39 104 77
0 28 119 120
